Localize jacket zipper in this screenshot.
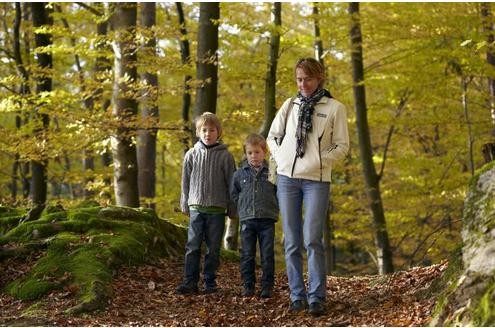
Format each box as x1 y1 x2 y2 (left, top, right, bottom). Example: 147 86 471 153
318 135 323 181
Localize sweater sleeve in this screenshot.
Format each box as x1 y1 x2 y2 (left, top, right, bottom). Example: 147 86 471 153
323 102 350 162
229 170 240 205
225 153 238 218
180 150 193 214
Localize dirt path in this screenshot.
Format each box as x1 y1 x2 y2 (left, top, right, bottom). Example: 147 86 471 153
0 258 447 326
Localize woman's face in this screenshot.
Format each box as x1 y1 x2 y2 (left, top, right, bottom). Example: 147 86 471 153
296 68 321 97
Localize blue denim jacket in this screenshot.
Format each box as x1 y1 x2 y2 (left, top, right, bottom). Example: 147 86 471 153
230 160 279 221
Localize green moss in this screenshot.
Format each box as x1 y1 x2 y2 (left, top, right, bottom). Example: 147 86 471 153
1 204 187 313
220 248 240 262
429 246 463 324
74 199 100 208
7 279 56 301
472 278 495 326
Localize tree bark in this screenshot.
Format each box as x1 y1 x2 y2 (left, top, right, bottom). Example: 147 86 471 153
30 2 52 207
137 2 159 209
480 3 495 163
176 2 192 153
312 2 335 274
110 3 140 208
193 2 219 120
12 3 31 202
313 3 325 66
259 2 281 138
462 76 475 176
349 2 394 274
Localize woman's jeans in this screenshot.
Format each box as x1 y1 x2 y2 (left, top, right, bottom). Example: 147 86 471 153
183 210 225 287
277 174 330 304
240 218 275 288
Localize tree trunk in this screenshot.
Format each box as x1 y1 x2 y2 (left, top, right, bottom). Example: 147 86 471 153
95 17 114 192
312 2 335 274
349 2 394 274
462 77 475 176
137 2 159 209
313 3 325 66
193 2 219 120
110 3 139 208
13 3 31 202
480 3 495 163
259 2 281 138
30 2 52 207
176 2 192 153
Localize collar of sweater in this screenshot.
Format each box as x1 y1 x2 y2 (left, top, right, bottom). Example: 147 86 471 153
194 140 227 151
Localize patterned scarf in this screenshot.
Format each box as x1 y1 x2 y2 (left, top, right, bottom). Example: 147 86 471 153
295 88 332 158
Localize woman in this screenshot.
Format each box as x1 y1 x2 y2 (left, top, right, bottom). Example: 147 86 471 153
267 58 349 316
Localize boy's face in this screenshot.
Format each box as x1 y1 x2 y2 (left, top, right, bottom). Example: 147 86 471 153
245 144 265 168
199 123 219 146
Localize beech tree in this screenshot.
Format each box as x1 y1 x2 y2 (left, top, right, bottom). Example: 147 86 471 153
349 2 394 274
193 2 219 119
137 2 159 209
30 2 52 207
259 2 281 138
175 2 192 152
110 3 139 207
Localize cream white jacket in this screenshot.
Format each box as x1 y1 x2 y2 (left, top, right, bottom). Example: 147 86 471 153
267 96 349 182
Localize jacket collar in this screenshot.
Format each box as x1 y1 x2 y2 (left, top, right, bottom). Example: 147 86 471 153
241 159 269 172
293 96 330 106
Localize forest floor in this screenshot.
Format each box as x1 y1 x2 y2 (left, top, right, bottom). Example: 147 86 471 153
0 256 447 327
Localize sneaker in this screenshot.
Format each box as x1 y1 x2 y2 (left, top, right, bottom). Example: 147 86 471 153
242 286 255 297
260 286 273 298
308 302 326 316
289 300 307 313
176 282 198 295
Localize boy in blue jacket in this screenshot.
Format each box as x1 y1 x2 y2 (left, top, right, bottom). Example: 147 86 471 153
230 133 279 298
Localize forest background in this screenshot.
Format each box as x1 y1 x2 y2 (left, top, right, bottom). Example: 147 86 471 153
0 2 494 276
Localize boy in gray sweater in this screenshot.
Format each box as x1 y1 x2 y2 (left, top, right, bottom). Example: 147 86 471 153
176 112 237 295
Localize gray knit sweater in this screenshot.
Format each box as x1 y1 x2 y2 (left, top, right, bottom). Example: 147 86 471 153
180 141 237 217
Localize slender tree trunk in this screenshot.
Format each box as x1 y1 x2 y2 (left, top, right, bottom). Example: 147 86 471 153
259 2 281 138
462 76 475 176
349 2 394 274
312 2 335 274
176 2 192 153
110 3 139 207
193 2 219 119
12 3 31 202
30 2 52 207
137 2 158 209
95 18 114 190
313 3 325 66
481 3 495 164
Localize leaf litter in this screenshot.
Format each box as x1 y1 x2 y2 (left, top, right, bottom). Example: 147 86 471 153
0 257 447 326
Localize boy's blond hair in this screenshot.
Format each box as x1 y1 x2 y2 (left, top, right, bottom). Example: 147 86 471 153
243 133 267 154
195 112 222 138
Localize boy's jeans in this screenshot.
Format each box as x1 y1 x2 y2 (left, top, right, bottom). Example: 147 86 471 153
240 218 275 288
277 175 330 304
183 210 225 287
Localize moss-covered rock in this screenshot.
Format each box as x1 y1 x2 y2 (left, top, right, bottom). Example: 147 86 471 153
0 204 187 314
430 162 495 326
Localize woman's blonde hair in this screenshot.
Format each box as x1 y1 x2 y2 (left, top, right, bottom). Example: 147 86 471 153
243 133 267 154
195 112 222 138
295 57 326 88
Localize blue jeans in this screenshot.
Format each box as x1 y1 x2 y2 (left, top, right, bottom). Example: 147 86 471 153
240 219 275 288
277 175 330 304
183 210 225 287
